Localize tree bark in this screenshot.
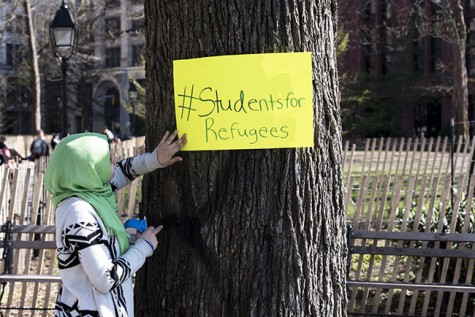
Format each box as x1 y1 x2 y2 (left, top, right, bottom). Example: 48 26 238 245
137 1 346 316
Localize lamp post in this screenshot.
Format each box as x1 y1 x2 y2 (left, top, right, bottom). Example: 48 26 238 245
50 0 76 137
128 82 138 136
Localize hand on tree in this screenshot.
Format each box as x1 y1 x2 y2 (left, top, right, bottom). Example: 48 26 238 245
156 130 187 166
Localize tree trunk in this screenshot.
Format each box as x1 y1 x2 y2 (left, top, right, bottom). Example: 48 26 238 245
450 0 468 137
24 0 41 132
136 1 346 316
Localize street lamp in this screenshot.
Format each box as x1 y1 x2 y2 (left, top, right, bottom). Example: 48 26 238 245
128 82 138 136
50 0 76 137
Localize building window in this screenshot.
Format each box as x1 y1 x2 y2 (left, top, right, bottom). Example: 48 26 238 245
131 45 143 66
414 99 441 137
105 17 121 40
361 0 372 73
469 20 475 76
6 44 22 66
105 0 121 9
5 22 14 33
429 3 443 73
130 19 144 36
408 7 422 73
82 22 95 44
430 37 442 73
5 16 24 34
105 47 121 68
379 0 389 75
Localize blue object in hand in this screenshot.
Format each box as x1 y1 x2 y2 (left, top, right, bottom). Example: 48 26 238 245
124 217 148 233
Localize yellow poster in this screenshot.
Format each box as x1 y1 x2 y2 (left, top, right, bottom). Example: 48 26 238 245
173 52 314 151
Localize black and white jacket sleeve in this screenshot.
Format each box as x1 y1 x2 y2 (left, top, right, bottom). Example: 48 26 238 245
110 148 164 192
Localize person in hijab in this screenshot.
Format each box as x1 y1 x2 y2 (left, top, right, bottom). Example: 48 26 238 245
44 130 187 317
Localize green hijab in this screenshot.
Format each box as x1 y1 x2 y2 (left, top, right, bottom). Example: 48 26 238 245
44 132 129 254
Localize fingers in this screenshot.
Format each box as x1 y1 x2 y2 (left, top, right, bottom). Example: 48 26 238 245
159 131 170 145
177 134 187 147
140 225 163 252
153 225 163 235
144 225 163 235
167 157 183 165
162 130 178 146
171 134 187 151
168 130 179 143
171 142 183 152
160 130 185 147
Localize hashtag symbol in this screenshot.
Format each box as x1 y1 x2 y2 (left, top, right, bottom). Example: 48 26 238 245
177 85 198 122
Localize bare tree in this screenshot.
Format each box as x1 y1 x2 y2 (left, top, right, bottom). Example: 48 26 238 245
415 0 469 136
135 1 347 316
24 0 41 132
443 0 468 137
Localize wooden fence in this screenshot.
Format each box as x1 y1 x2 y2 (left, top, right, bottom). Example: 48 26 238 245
344 137 475 317
0 137 145 317
343 136 475 179
2 135 474 316
0 164 58 317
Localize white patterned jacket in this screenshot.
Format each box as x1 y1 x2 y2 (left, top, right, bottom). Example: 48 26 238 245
54 149 163 317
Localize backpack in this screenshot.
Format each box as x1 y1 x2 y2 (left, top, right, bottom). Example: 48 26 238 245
31 139 45 157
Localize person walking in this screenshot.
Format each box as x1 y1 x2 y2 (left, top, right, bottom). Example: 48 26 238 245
29 129 49 161
50 133 61 150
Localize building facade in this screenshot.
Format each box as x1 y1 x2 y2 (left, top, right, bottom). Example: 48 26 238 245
0 0 145 137
89 0 145 138
0 1 32 134
338 0 475 137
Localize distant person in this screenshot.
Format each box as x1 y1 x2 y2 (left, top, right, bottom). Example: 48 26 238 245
112 124 122 144
29 129 49 161
0 136 25 167
0 151 6 166
104 127 114 144
0 141 8 165
50 133 61 150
